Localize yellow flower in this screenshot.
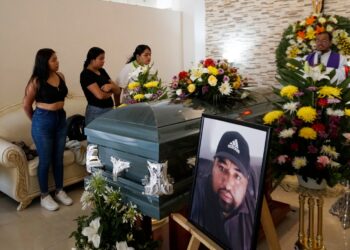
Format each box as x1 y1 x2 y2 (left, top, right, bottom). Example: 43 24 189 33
117 104 127 108
280 85 299 99
133 94 145 101
263 110 284 125
297 106 317 123
299 127 317 140
208 75 218 86
128 82 140 90
144 81 159 88
233 81 241 89
286 45 301 58
187 84 196 93
207 66 219 76
318 86 342 98
305 26 316 40
345 108 350 116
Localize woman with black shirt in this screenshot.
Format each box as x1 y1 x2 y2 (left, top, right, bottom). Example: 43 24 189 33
80 47 121 125
23 48 73 211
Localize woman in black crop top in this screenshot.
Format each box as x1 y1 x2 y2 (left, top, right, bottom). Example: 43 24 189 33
23 48 73 211
80 47 121 125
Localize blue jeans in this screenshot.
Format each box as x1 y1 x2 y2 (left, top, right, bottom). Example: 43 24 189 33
85 105 112 125
31 108 67 194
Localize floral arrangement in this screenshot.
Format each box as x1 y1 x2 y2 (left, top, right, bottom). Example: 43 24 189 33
170 58 249 109
263 59 350 186
70 171 159 250
124 64 167 104
276 14 350 70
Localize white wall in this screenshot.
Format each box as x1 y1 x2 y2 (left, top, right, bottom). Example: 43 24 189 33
173 0 206 69
0 0 183 108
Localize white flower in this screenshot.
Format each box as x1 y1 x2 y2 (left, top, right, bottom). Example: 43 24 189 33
241 91 249 99
82 217 101 248
218 82 232 95
279 128 295 138
80 191 94 210
144 93 153 99
128 68 141 81
292 157 307 169
116 241 135 250
321 145 339 159
277 155 288 164
328 16 338 24
303 63 330 82
283 102 299 114
309 40 316 49
326 25 334 32
176 89 182 96
326 108 344 117
190 67 204 81
329 160 341 168
343 133 350 141
318 17 326 24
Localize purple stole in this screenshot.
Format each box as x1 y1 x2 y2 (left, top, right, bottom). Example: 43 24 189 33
306 51 340 68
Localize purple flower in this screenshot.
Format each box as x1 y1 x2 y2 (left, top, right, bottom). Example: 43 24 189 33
127 99 137 104
152 93 158 99
173 75 178 80
306 86 317 91
292 118 303 127
294 91 304 97
172 82 178 89
327 98 341 104
157 90 163 96
218 68 224 75
202 85 209 95
223 75 230 82
179 93 187 100
307 145 318 154
279 138 286 144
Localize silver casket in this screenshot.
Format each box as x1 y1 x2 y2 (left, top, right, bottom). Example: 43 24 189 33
84 87 279 219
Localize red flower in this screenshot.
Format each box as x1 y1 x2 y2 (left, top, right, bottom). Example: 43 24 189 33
312 123 326 133
203 58 215 68
317 98 328 107
178 71 189 80
291 143 299 151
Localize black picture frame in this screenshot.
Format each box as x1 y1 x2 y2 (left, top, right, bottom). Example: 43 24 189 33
189 114 271 250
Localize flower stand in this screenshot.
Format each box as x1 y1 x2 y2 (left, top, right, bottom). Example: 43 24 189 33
295 187 326 250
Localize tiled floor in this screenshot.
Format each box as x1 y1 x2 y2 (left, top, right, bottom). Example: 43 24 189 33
0 181 350 250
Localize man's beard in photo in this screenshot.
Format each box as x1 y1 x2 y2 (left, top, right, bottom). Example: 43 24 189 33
217 189 236 215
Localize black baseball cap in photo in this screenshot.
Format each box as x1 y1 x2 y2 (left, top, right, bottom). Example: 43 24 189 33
214 131 251 176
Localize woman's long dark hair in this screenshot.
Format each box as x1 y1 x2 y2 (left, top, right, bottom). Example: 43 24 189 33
126 44 151 64
83 47 105 69
26 48 55 95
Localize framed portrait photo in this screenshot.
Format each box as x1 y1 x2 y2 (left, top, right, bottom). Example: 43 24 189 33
189 114 271 250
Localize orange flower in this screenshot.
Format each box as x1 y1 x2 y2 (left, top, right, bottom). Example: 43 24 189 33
315 25 325 34
306 16 316 25
297 31 306 40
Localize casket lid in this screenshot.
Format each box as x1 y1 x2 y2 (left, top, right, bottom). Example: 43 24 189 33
104 100 204 128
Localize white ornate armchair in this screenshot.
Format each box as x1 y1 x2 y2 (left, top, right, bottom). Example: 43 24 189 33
0 96 88 210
